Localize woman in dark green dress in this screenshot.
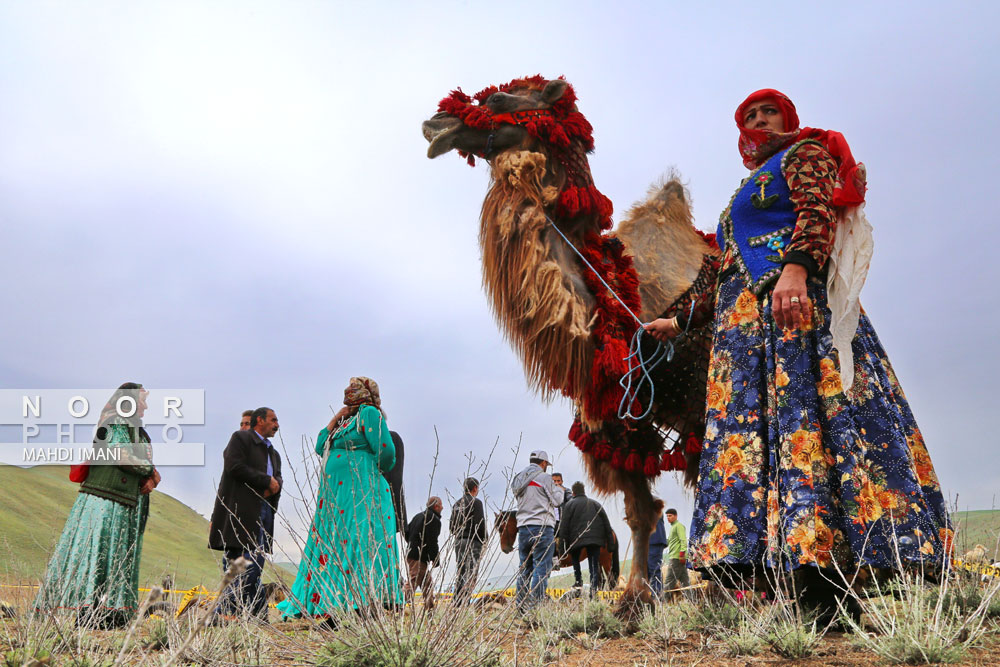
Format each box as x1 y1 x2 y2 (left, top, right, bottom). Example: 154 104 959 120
34 383 160 628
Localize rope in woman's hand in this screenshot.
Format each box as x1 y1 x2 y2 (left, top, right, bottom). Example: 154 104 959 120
544 216 695 421
618 300 695 421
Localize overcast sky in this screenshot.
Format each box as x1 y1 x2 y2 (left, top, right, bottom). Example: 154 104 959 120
1 1 997 571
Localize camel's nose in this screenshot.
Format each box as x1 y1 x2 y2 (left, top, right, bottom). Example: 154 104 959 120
422 114 463 158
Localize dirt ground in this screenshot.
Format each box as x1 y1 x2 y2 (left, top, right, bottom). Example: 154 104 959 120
499 629 1000 666
6 581 1000 666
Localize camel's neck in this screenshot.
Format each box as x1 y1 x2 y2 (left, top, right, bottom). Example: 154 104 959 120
479 150 595 402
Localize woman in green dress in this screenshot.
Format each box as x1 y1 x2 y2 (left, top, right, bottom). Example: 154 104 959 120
277 377 404 619
34 383 160 628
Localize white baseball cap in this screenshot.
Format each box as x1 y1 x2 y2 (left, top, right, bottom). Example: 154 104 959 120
530 449 550 463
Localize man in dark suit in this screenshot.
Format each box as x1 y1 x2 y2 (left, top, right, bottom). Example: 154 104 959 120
450 477 486 606
209 406 282 618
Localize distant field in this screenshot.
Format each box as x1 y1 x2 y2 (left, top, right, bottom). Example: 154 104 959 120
952 509 1000 559
0 465 286 592
548 558 632 589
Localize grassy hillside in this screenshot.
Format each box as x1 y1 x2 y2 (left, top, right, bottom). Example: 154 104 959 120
0 465 285 590
953 509 1000 559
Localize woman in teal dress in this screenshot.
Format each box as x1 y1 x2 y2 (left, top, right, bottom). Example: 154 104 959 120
277 377 404 619
34 383 160 628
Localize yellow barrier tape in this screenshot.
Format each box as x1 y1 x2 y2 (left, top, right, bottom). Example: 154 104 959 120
5 558 991 612
952 559 1000 579
0 583 218 595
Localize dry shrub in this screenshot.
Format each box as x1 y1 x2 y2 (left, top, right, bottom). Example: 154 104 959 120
764 616 822 659
315 605 505 667
843 569 999 665
721 617 765 657
530 598 622 641
683 598 741 635
636 601 688 647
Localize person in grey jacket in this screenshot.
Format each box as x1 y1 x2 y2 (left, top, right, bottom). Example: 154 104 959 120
511 449 559 612
558 482 613 595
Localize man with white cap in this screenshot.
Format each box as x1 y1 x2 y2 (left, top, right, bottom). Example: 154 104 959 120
510 449 560 612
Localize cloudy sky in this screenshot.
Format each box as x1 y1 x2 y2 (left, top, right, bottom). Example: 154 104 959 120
1 1 997 570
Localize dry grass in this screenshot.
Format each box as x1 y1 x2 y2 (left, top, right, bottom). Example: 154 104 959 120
6 440 1000 666
5 566 1000 666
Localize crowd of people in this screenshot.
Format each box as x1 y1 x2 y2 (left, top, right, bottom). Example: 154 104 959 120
30 378 691 626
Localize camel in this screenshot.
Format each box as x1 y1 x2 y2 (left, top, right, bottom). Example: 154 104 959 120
422 76 719 615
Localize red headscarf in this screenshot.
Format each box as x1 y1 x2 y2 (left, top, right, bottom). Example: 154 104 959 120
736 89 866 207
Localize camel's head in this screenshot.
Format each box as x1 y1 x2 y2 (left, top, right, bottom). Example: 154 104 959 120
422 75 592 166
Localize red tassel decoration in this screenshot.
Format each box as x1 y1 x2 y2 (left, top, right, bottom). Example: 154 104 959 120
672 451 688 470
686 434 702 454
568 421 583 442
624 451 641 473
643 455 659 477
610 449 624 469
593 441 612 461
695 229 719 250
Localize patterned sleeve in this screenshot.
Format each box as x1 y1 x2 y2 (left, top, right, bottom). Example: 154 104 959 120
782 142 838 275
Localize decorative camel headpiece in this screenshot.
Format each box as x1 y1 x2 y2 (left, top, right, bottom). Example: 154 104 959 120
433 76 612 226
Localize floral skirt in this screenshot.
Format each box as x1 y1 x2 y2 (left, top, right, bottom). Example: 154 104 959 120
34 491 148 626
688 271 951 575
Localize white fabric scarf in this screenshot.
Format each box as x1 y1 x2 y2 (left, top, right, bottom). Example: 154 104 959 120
825 203 874 393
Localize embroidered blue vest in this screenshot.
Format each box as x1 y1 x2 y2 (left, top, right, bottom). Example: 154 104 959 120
716 139 821 293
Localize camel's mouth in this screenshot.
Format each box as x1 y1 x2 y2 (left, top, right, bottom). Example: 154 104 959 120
422 114 464 158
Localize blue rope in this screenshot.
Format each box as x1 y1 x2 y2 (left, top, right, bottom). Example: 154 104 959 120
617 300 695 421
544 216 695 421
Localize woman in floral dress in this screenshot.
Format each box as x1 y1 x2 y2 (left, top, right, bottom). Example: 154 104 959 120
276 377 403 620
646 90 951 612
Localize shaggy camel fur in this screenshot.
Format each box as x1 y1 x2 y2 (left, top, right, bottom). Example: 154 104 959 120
423 76 718 615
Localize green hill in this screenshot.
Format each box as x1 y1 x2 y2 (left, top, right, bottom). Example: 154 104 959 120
952 509 1000 560
0 465 285 591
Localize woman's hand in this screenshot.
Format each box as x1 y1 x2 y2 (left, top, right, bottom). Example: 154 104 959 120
643 317 680 343
140 477 156 495
771 263 809 331
327 406 352 431
151 468 161 488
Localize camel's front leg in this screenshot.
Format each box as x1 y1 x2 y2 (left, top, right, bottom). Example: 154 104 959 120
616 478 662 622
